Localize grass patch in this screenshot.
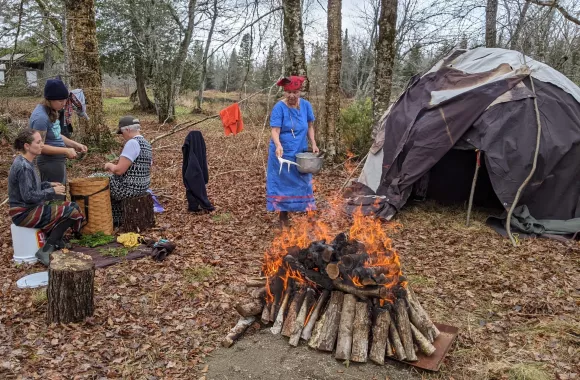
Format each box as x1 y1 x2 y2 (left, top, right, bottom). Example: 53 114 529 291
98 247 130 257
517 319 580 345
30 288 47 306
508 363 551 380
406 274 434 286
71 232 115 248
184 265 215 283
211 212 232 223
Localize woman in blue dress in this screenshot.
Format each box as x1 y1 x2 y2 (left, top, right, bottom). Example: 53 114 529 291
267 76 319 227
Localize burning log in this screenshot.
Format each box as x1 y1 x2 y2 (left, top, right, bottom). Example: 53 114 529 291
350 302 371 363
332 280 389 300
321 246 335 262
325 262 340 280
388 314 406 361
301 290 329 341
395 298 417 361
410 323 436 356
334 294 357 360
289 288 316 346
270 288 291 334
315 291 344 352
340 253 368 270
282 288 307 337
369 308 392 365
268 275 285 322
235 299 264 318
223 316 256 348
257 225 443 366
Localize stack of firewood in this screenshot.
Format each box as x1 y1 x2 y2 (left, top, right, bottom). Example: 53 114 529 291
223 232 440 365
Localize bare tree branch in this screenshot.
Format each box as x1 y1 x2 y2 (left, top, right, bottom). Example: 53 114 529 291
526 0 580 25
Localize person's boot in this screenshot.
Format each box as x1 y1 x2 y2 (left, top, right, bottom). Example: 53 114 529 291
35 243 56 266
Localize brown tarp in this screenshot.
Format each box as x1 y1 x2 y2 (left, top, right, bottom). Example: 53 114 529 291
347 61 580 223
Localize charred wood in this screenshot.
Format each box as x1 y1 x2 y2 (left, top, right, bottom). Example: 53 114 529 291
270 288 291 334
301 290 329 341
289 288 316 346
282 288 307 337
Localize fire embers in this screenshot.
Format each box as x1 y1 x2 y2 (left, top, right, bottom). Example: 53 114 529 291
255 233 439 364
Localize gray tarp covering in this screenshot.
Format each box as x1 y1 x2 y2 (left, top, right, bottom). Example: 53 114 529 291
347 48 580 234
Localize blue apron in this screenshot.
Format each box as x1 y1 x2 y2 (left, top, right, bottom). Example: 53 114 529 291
266 99 315 212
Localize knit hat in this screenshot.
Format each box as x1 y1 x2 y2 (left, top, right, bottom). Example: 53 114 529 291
117 115 140 134
276 76 305 91
44 79 69 100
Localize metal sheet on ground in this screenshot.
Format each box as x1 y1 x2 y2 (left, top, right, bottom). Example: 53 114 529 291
389 322 459 372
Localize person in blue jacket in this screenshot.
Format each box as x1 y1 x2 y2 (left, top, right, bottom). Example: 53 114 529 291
266 76 319 227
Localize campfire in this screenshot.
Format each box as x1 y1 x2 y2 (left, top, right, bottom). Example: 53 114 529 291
224 211 441 366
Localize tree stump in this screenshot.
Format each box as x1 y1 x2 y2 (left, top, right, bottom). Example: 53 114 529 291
47 251 95 324
120 193 155 232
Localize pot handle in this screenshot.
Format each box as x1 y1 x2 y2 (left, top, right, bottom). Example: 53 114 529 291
317 150 325 158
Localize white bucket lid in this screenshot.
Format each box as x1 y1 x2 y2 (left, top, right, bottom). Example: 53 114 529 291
16 271 49 289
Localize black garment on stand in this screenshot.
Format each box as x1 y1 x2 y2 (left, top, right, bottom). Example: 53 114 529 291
182 131 214 212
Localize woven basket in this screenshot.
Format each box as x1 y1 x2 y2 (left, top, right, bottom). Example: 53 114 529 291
69 177 113 235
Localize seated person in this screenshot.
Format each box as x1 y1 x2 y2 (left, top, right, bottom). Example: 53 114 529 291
104 116 153 226
8 129 84 266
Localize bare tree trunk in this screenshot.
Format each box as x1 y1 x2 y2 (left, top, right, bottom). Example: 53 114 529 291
510 1 530 51
486 0 499 48
128 0 155 112
355 1 379 99
7 0 25 78
373 0 398 125
155 0 197 123
65 0 110 146
134 56 155 112
196 0 218 111
324 0 342 159
283 0 308 92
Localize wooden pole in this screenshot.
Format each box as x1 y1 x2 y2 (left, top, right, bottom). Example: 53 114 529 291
466 150 481 227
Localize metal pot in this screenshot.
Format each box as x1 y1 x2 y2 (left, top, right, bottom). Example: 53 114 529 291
296 152 324 174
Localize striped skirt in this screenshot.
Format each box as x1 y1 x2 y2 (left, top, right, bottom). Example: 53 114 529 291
9 201 84 234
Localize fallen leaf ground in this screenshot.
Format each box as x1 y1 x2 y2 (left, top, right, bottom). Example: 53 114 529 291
0 96 578 379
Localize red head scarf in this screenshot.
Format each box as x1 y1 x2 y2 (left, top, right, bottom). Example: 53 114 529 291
276 76 305 91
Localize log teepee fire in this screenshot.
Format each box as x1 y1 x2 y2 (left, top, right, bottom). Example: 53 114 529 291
225 211 441 366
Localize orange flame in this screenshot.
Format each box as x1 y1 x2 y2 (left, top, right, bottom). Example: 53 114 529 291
263 195 404 303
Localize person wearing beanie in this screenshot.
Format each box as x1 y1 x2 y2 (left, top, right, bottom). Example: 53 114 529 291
29 79 88 200
104 116 153 225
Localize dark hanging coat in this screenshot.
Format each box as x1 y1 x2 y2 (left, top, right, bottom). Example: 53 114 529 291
182 131 214 212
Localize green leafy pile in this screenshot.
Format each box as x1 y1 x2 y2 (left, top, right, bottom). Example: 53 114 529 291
71 231 115 248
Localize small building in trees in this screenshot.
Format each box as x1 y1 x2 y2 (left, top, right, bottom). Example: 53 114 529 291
0 54 44 88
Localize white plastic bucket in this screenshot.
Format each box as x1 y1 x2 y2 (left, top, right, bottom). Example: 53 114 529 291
10 224 45 264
